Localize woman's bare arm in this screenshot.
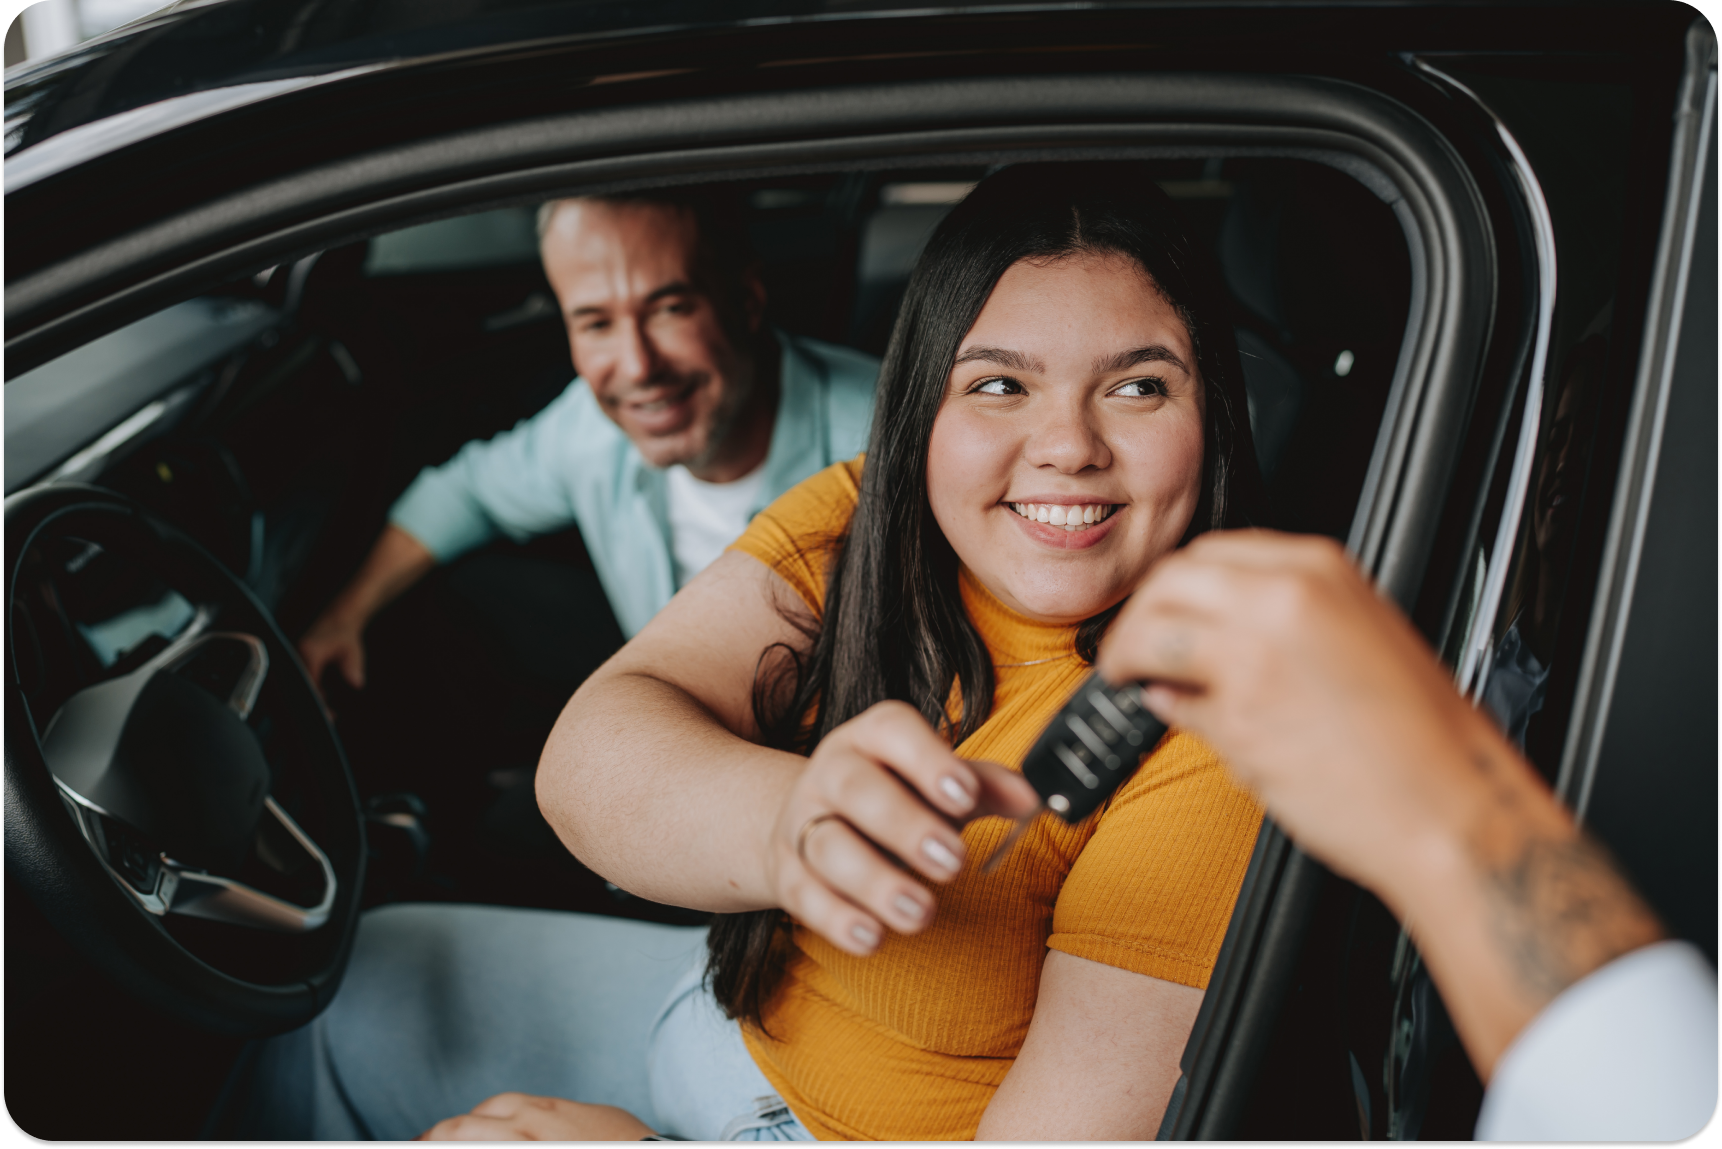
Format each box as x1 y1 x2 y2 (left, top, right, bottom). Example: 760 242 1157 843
538 549 809 911
977 952 1201 1139
539 549 1039 948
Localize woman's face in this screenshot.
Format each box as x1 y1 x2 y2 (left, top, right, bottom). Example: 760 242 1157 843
926 251 1206 626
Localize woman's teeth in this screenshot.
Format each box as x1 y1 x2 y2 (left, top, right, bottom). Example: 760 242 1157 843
1010 503 1116 531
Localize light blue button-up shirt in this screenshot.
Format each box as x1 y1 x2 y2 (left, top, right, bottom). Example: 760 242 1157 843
388 331 879 638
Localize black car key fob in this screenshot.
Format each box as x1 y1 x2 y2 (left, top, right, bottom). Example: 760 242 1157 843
982 671 1168 871
1022 670 1168 822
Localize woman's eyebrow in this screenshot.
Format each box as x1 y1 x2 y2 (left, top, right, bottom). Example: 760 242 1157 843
1096 344 1190 374
953 346 1046 372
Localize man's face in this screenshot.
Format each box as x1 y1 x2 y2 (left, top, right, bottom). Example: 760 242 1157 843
541 199 761 470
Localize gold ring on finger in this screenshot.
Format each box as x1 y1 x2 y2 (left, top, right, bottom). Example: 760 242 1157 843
796 812 844 866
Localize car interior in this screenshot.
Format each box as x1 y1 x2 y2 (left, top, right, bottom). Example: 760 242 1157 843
34 31 1722 1124
9 0 1718 1136
14 157 1413 877
5 154 1416 1137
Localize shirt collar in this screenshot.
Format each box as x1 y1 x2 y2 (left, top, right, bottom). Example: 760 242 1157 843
959 566 1081 667
756 328 828 508
630 328 819 512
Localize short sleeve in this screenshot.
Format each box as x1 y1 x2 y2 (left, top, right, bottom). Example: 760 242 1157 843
728 456 864 614
1049 733 1263 989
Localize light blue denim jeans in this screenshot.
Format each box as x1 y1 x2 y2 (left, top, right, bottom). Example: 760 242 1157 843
228 903 811 1140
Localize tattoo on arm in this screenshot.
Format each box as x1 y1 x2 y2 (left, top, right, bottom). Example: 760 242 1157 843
1468 752 1664 1001
1480 834 1656 998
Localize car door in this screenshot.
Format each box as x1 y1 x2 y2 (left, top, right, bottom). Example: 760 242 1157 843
1163 14 1717 1139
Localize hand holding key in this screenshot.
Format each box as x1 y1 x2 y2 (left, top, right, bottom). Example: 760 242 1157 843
1093 529 1513 904
769 700 1038 956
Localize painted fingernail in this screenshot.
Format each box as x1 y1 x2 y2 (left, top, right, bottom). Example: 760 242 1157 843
850 923 881 949
893 893 926 922
922 836 962 874
939 775 975 811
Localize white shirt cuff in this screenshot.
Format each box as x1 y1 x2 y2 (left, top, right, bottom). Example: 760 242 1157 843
1476 939 1717 1141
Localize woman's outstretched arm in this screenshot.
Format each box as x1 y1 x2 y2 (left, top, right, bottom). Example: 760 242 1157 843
538 549 806 913
538 549 1037 951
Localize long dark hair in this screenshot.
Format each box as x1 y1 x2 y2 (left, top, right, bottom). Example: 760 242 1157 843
707 162 1268 1027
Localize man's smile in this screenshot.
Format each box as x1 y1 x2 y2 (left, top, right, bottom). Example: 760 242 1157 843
616 375 706 433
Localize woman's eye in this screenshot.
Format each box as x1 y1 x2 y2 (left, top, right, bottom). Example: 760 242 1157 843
1112 377 1168 398
972 377 1023 396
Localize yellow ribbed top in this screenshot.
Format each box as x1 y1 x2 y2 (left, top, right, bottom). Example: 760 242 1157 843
727 458 1263 1141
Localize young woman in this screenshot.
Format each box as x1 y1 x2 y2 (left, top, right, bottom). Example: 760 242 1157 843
528 161 1271 1141
236 162 1269 1141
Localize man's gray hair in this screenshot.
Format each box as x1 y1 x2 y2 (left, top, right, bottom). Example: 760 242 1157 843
533 187 758 334
535 198 571 241
535 192 699 240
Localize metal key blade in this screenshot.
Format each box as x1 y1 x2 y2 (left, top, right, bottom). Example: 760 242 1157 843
980 803 1044 874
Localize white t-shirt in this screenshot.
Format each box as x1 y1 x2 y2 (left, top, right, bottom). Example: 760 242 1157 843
665 461 769 588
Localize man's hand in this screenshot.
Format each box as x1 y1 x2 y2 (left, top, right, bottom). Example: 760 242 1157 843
1096 529 1663 1077
419 1093 654 1140
296 524 437 698
1094 529 1487 895
298 611 367 695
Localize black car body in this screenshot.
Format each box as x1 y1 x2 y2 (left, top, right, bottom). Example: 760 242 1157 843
5 0 1714 1138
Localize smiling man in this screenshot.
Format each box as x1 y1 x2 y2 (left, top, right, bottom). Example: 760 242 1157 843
299 191 879 696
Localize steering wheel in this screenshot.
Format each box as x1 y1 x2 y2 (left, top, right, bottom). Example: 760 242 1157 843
5 484 365 1036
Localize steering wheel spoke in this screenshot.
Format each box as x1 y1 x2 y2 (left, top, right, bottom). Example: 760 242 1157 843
160 626 271 722
166 798 338 931
55 782 339 932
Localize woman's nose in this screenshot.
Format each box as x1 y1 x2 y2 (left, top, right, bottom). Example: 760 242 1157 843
1025 397 1111 473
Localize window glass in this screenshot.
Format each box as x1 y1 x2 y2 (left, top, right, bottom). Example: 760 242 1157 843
4 297 274 493
363 207 540 274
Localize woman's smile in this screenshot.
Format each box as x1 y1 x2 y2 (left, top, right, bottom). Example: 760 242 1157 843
1005 500 1123 549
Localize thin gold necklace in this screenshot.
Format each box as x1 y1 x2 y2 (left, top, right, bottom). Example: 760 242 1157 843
994 652 1079 669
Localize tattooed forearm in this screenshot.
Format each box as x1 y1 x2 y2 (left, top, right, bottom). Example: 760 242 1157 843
1463 748 1665 1002
1477 832 1663 1000
1384 745 1665 1075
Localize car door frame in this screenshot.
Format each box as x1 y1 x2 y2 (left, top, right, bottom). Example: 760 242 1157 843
9 58 1521 1134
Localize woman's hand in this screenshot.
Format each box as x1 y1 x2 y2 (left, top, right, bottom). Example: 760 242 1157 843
771 700 1038 955
543 553 1036 929
418 1093 654 1140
